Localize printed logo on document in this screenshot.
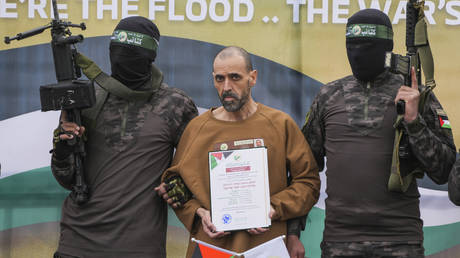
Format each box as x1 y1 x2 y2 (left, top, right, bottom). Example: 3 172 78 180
222 214 232 224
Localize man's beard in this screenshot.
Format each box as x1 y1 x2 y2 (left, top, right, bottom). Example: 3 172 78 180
219 82 251 112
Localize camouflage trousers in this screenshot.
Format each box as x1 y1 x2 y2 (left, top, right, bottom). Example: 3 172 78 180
321 241 424 258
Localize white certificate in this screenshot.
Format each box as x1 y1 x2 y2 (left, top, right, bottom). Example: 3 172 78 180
208 147 271 232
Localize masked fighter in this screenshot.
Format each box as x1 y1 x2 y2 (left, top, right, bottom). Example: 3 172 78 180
51 16 198 258
301 9 455 258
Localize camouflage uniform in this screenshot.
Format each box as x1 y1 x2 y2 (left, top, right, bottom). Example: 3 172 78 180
302 71 456 257
51 64 198 258
321 241 425 257
448 155 460 206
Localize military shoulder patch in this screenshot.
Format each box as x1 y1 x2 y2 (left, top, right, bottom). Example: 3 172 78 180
437 109 451 129
436 109 447 116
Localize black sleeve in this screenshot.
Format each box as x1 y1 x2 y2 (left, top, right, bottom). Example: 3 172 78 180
51 152 75 190
301 95 326 171
286 215 307 237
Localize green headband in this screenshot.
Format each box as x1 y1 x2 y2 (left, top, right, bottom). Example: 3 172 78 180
111 30 159 51
346 24 393 40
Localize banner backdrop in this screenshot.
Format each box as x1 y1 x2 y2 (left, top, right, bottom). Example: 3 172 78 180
1 1 460 257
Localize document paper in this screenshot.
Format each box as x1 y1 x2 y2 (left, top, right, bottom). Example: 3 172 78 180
209 147 270 231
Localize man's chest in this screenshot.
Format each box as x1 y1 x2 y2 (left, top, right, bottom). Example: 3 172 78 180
324 83 399 136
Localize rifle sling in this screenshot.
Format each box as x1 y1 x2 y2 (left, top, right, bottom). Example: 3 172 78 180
389 87 433 192
415 15 436 89
94 73 155 101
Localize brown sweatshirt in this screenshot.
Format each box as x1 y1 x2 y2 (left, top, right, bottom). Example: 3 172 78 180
163 103 320 257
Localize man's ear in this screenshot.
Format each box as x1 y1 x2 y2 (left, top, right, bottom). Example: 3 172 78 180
249 69 258 86
212 72 218 89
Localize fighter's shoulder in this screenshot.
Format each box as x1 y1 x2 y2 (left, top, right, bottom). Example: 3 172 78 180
156 84 195 104
313 75 352 100
151 84 198 118
322 75 353 92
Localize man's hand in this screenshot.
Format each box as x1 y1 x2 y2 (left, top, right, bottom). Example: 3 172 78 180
58 121 85 140
196 208 230 239
53 111 85 160
247 205 276 235
395 66 420 122
154 175 192 208
57 110 86 140
286 235 305 258
154 183 174 205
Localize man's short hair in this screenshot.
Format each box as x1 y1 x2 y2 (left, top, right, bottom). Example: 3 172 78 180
214 46 253 72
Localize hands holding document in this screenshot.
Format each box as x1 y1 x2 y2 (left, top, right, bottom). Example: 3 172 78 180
209 148 272 232
246 205 276 235
196 207 230 238
196 205 277 238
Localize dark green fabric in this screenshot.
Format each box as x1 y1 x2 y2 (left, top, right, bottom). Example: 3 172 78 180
111 30 159 52
75 53 102 80
389 115 424 192
346 23 393 40
93 66 161 102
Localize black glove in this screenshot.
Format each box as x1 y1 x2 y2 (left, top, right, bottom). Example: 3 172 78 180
52 127 75 160
164 175 193 207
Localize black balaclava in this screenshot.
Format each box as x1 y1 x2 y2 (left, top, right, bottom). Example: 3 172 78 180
346 9 393 82
110 16 160 89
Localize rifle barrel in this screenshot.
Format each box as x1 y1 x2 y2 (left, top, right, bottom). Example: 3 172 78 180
52 0 60 21
5 25 52 43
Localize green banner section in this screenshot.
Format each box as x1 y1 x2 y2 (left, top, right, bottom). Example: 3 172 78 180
424 221 460 255
0 167 67 231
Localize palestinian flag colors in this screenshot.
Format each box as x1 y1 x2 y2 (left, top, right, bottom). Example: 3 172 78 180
440 116 452 129
191 236 290 258
191 238 237 258
436 109 452 129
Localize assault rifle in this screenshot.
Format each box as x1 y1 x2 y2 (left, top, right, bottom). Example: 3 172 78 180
5 0 95 204
385 0 435 114
386 0 437 192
